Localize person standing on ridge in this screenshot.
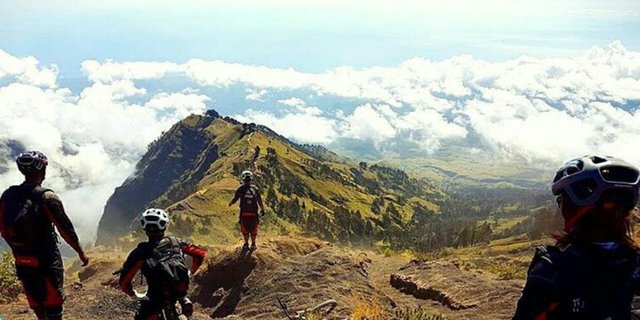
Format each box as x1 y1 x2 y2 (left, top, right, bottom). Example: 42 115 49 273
513 155 640 319
228 170 265 251
0 151 89 320
119 208 206 320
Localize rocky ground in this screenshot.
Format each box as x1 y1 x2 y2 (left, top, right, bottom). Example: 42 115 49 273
0 236 532 319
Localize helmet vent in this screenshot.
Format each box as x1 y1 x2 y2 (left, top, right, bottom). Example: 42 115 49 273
590 156 607 164
600 166 640 183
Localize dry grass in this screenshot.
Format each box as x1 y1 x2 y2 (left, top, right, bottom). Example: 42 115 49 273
0 251 21 303
394 307 447 320
349 295 391 320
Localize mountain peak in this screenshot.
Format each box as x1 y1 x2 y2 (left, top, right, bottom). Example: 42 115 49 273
95 111 439 246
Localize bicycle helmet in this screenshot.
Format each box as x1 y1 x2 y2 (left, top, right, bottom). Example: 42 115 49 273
16 151 48 174
241 170 253 181
140 208 169 231
552 155 640 210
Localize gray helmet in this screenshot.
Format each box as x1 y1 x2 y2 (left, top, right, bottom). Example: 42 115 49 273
16 151 48 174
552 155 639 210
140 208 169 231
241 170 253 181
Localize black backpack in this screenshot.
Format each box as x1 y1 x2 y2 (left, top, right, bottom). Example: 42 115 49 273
239 184 259 213
533 244 640 319
144 237 190 299
0 185 53 249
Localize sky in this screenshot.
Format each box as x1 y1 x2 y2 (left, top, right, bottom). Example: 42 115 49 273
1 0 640 242
2 0 640 76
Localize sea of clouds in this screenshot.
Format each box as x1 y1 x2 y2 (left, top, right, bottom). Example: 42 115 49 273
1 42 639 242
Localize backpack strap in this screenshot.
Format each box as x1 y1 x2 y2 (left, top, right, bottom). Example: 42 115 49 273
32 186 52 195
529 245 562 274
31 187 53 205
169 236 181 250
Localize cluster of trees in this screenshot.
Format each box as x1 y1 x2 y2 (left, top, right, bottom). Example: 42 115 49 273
496 206 563 240
268 188 500 251
440 185 547 218
300 158 352 186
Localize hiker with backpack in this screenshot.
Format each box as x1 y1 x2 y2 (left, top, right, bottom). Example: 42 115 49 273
228 170 265 251
513 155 640 319
0 151 89 320
119 208 206 320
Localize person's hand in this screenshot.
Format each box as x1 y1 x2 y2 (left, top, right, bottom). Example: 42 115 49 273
79 252 90 266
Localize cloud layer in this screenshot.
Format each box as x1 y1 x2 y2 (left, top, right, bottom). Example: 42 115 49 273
2 42 640 241
83 42 640 161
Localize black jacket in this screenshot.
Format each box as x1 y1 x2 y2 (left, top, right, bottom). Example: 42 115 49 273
513 242 640 319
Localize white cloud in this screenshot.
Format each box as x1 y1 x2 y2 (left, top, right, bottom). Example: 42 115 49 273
342 104 397 143
235 109 338 144
3 42 640 241
48 42 640 166
1 49 58 88
144 92 210 120
80 60 183 83
277 97 323 116
278 97 306 108
245 88 268 101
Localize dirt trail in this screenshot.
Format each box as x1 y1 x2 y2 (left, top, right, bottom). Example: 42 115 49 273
1 237 390 319
190 237 393 319
1 238 526 320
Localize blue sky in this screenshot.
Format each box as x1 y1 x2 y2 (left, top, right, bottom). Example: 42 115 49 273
2 0 639 77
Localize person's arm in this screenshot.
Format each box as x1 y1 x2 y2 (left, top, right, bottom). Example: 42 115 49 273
513 277 558 319
512 249 559 320
119 248 144 296
228 187 241 207
0 202 6 239
256 189 265 214
179 239 207 274
41 191 89 266
0 191 8 238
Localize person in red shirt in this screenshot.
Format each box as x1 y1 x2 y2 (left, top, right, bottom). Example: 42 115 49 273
119 208 206 320
228 170 265 251
0 151 89 320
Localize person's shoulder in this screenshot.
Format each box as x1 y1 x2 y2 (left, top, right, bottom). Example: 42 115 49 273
40 189 63 208
41 189 59 200
131 241 155 254
532 245 559 264
1 185 28 198
123 242 149 262
164 236 181 244
0 185 19 199
527 245 563 282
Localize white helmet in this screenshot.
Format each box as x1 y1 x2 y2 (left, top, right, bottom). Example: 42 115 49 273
241 170 253 180
140 208 169 231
